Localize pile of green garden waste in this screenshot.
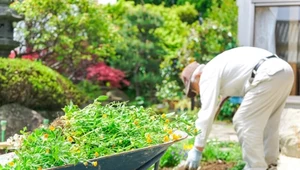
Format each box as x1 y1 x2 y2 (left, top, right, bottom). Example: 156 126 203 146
1 96 197 169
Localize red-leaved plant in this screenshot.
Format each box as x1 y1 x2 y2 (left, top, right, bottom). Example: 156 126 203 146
8 49 130 89
86 62 130 88
9 48 42 61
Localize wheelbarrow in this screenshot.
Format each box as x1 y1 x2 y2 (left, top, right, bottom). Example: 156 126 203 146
47 131 188 170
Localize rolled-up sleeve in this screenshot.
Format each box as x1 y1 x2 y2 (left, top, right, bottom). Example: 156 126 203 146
194 69 221 147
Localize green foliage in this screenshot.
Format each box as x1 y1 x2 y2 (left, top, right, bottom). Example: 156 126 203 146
175 3 199 24
156 80 183 101
202 140 245 170
178 20 237 65
76 80 102 101
156 0 238 103
202 141 242 162
160 144 185 168
107 3 166 104
11 0 117 80
147 4 194 102
230 161 246 170
129 0 221 18
0 58 88 110
206 0 238 38
148 4 192 55
175 0 237 68
159 137 245 169
218 100 240 121
176 0 223 17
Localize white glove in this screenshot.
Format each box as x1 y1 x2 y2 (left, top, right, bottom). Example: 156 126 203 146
184 147 202 170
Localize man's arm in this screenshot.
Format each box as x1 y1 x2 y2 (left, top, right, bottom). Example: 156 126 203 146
194 96 229 152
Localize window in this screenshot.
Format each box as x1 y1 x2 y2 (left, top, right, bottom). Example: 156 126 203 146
253 5 300 95
237 0 300 95
254 6 300 63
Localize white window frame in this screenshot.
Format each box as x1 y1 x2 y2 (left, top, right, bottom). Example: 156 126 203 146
237 0 300 46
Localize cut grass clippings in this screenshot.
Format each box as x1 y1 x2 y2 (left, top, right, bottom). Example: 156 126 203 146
1 96 198 170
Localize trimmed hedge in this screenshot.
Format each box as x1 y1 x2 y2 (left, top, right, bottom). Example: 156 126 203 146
0 58 88 110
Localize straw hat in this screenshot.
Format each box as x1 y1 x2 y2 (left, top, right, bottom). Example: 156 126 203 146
180 61 201 98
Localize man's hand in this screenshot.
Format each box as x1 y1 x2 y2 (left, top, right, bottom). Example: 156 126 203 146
184 147 202 170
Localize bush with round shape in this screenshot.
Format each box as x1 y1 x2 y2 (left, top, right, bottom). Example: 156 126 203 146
0 58 88 110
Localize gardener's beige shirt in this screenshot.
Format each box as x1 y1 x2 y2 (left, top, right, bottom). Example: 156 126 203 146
194 46 284 147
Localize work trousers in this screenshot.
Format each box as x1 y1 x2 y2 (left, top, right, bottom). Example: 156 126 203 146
233 59 294 170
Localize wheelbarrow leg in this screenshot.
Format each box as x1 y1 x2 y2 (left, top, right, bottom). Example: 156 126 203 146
154 160 160 170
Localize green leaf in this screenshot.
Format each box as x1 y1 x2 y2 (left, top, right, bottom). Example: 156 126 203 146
96 95 109 101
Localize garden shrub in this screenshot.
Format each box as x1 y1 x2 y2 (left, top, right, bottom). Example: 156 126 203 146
107 3 166 105
206 0 238 38
156 0 238 103
175 3 199 24
129 0 220 18
178 20 237 66
0 58 88 110
11 0 117 81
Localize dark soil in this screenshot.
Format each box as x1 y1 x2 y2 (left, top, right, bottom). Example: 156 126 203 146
201 161 235 170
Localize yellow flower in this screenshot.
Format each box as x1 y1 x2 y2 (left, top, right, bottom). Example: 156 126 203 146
94 152 99 157
145 133 152 143
67 136 74 142
46 149 50 154
145 133 149 138
161 113 166 119
172 134 181 141
92 161 98 167
8 161 14 166
102 114 107 118
183 144 193 150
49 125 55 131
165 119 170 123
83 162 88 166
133 119 139 125
38 166 42 170
163 135 170 143
146 137 152 143
166 129 172 134
43 134 49 139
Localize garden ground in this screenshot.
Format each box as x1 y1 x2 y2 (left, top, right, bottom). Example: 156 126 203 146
207 122 300 170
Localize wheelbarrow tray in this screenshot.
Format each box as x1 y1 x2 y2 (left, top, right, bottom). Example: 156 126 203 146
48 131 187 170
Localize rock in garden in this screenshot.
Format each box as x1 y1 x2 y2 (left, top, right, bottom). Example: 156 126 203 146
279 108 300 158
37 110 65 122
106 88 129 102
0 104 44 139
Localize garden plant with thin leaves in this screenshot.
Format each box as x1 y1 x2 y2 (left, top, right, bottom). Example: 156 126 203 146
1 96 198 169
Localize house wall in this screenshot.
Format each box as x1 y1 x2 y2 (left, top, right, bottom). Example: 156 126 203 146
237 0 254 47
